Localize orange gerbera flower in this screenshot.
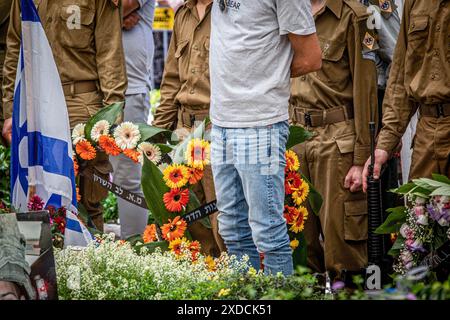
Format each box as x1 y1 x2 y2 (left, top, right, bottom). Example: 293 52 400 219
75 140 96 160
123 148 140 163
285 171 302 195
187 167 204 185
76 187 81 202
161 216 187 241
73 157 79 177
204 256 217 272
99 135 122 156
163 164 189 189
143 224 158 243
292 180 310 206
289 206 309 233
189 240 201 261
285 150 300 172
163 188 190 212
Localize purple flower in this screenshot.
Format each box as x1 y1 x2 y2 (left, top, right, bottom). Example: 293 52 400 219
332 281 345 291
406 293 417 300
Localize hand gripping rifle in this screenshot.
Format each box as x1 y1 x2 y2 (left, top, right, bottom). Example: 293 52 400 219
366 106 385 285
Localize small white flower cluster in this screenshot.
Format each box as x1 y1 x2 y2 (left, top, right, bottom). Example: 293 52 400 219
55 235 252 300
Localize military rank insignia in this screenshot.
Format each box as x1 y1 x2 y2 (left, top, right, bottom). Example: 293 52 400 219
362 31 379 52
378 0 397 19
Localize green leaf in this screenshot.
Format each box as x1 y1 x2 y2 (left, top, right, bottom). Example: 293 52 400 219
375 206 407 234
125 234 144 246
391 182 416 194
292 232 308 267
430 185 450 196
85 102 124 142
416 178 449 188
141 156 174 226
137 123 172 144
388 236 405 257
156 143 174 155
301 174 323 216
432 174 450 185
286 126 314 150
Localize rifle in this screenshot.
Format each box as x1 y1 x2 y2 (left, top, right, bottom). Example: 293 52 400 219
367 110 385 274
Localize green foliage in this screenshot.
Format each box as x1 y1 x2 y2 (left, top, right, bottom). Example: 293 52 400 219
375 206 407 234
0 145 11 208
286 126 314 150
411 276 450 300
102 192 119 223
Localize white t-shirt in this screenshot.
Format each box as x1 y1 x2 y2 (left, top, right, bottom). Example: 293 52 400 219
209 0 316 128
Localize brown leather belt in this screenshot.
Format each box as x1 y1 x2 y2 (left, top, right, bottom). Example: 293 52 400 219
62 80 98 96
180 105 209 128
291 105 354 127
420 103 450 118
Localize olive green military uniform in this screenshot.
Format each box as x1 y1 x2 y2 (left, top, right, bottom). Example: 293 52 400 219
0 0 13 147
0 214 36 299
376 0 450 179
152 0 225 255
2 0 127 230
289 0 378 279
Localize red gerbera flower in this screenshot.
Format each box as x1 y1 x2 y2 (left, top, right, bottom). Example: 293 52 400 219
163 188 190 213
285 171 302 195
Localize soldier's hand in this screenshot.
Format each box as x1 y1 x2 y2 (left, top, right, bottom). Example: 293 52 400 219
2 118 12 145
123 12 141 30
362 149 389 192
344 165 364 193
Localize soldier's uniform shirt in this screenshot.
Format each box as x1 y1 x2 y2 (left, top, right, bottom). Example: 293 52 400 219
2 0 127 230
289 0 378 276
153 0 225 254
376 0 450 179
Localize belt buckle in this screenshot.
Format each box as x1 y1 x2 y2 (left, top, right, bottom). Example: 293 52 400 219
436 104 445 117
304 113 312 127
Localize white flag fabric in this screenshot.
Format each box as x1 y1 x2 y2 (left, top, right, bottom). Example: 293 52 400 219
10 0 93 247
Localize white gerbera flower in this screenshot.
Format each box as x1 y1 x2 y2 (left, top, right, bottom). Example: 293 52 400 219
113 122 141 150
72 123 86 145
90 120 110 142
137 142 162 165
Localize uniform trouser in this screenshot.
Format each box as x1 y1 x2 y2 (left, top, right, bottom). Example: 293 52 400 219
66 91 113 232
291 120 368 279
110 93 150 239
409 115 450 180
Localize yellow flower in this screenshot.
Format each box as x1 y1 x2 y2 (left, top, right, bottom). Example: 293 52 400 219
163 164 189 189
247 267 257 277
290 239 300 250
285 150 300 172
169 237 189 255
289 206 309 233
218 288 231 298
185 139 211 170
292 180 310 206
204 255 216 272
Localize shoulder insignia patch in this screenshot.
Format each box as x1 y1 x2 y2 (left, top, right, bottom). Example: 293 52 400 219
379 0 397 18
362 31 379 52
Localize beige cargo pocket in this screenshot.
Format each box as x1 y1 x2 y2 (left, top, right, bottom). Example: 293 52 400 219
59 6 95 49
335 133 355 154
344 200 368 241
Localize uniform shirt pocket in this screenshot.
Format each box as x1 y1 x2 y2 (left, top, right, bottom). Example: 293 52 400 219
59 5 95 49
315 38 348 84
344 199 368 241
335 133 355 155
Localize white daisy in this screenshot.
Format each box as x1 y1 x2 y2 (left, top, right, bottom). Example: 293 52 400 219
138 142 162 165
113 122 141 150
72 123 86 145
90 120 110 142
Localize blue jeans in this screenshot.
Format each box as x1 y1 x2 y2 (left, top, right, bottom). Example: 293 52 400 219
211 120 293 276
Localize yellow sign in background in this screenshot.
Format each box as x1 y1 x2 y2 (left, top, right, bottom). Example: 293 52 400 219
153 7 175 31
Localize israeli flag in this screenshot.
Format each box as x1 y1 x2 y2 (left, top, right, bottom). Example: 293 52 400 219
11 0 93 247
